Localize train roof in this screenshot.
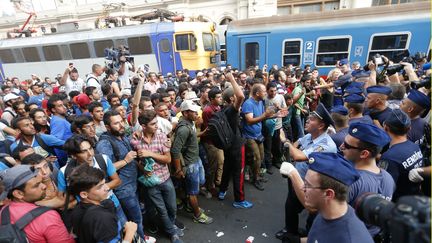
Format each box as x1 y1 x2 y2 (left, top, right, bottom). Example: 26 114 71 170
228 2 430 33
0 21 212 49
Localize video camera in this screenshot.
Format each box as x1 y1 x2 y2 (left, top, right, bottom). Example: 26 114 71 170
355 193 430 243
410 75 431 90
104 45 134 70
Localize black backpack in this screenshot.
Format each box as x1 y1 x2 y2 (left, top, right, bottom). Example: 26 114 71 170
0 206 51 243
207 108 234 150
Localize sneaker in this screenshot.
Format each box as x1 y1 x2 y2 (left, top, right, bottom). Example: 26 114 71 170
175 219 185 230
144 235 157 243
266 166 274 175
259 176 269 183
176 198 184 210
218 191 226 200
245 173 250 181
193 212 214 224
260 168 267 174
275 228 288 240
232 200 253 209
199 188 212 199
253 180 265 191
173 225 184 237
148 224 159 234
171 234 183 243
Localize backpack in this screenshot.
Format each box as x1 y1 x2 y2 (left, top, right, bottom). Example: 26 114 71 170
0 206 51 243
97 133 122 162
207 108 234 150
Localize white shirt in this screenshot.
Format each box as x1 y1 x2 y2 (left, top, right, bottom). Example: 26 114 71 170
118 62 132 90
64 77 85 95
86 74 101 95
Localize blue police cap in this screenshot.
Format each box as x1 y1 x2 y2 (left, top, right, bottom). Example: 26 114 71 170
348 122 390 147
308 152 360 186
338 58 349 66
344 82 364 95
331 105 348 116
366 85 392 96
352 70 371 79
312 103 334 127
384 109 411 129
334 74 352 90
408 89 431 110
344 93 365 104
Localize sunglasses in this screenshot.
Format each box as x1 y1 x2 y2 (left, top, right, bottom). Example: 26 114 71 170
342 140 366 150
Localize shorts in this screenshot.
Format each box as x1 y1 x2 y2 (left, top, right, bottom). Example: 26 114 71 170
185 159 205 195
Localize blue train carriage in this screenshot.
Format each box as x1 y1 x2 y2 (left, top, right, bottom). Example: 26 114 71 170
226 1 431 74
0 21 220 80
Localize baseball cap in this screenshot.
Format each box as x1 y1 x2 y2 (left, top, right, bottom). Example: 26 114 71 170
180 100 200 112
0 165 39 200
3 93 20 103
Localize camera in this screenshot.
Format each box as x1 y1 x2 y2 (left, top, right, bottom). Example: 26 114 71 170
104 45 134 70
364 54 386 71
355 193 430 243
410 76 431 90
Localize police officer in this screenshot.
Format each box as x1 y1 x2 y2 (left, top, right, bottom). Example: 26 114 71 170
276 103 337 239
344 93 374 125
379 109 423 201
400 89 431 144
340 122 395 239
279 152 373 243
330 105 349 149
365 85 393 127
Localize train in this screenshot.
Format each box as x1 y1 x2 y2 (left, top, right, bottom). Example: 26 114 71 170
226 2 431 74
0 21 221 80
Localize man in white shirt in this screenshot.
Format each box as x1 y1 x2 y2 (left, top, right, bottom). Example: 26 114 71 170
86 64 104 95
118 55 135 91
59 65 85 96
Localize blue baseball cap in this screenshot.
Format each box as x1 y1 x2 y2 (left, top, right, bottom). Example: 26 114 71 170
366 85 392 96
331 105 349 116
312 103 334 127
384 109 411 129
407 89 430 110
348 122 390 147
344 93 365 104
308 152 360 186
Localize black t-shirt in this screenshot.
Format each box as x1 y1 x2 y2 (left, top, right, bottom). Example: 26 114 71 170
71 200 120 243
224 105 245 152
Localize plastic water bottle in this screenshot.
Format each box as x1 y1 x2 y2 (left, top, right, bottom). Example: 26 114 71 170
245 236 254 243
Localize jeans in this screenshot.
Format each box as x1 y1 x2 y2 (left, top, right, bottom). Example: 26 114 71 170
146 179 177 236
292 115 304 141
245 138 264 180
185 159 206 195
119 195 144 238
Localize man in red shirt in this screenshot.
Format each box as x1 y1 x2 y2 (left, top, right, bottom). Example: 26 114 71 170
0 165 75 243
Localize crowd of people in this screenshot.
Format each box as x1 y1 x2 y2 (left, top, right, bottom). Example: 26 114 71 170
0 52 430 243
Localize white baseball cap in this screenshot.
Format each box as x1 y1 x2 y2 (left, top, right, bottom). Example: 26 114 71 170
3 93 20 103
180 100 200 112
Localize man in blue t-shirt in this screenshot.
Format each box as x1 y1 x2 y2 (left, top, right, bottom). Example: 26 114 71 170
47 94 72 166
241 83 274 191
341 122 395 238
379 109 424 201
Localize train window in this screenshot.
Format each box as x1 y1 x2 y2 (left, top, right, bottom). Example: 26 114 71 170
22 47 41 62
175 34 196 51
282 39 302 66
368 33 410 63
94 39 114 57
13 49 25 63
70 43 90 59
316 37 350 66
214 34 220 51
203 33 214 51
245 42 259 68
160 39 171 53
128 36 152 55
43 45 62 61
0 49 16 63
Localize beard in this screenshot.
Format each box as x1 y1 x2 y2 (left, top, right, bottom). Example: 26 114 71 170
110 128 125 137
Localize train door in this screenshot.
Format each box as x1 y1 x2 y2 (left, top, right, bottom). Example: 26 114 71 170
240 36 266 70
156 33 175 75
